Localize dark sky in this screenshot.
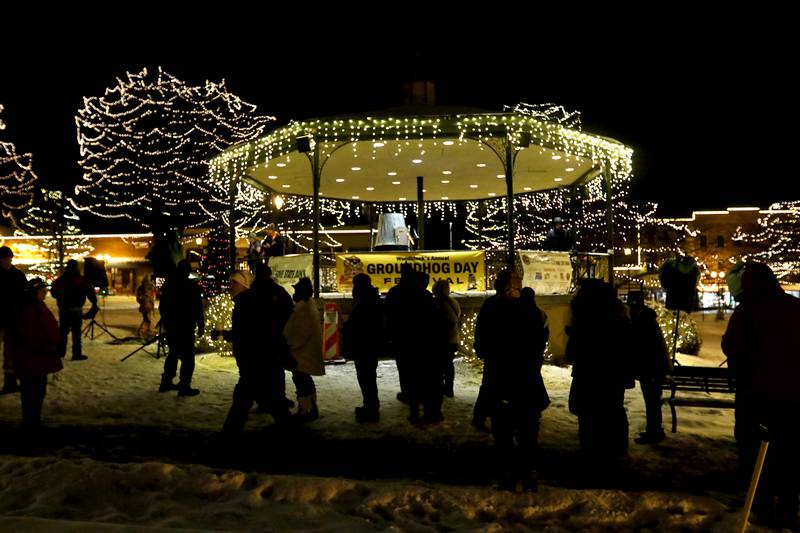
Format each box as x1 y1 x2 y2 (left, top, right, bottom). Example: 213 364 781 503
1 12 795 221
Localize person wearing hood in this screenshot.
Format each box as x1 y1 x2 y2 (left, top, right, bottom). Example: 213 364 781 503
722 262 800 530
0 246 28 394
284 277 324 421
8 278 63 430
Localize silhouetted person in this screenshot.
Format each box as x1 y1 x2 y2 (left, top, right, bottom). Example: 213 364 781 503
158 259 204 396
262 225 285 262
284 277 324 422
384 264 416 404
220 270 291 434
136 275 156 339
51 259 97 361
0 246 27 394
722 263 800 530
475 270 550 491
566 279 634 462
627 291 670 444
250 264 296 411
433 279 460 398
7 278 62 430
543 217 575 252
342 273 384 422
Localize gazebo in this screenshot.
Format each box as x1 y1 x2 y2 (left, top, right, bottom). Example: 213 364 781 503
210 103 633 296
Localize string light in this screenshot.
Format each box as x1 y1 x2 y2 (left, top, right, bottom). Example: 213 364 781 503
0 103 37 224
73 67 275 229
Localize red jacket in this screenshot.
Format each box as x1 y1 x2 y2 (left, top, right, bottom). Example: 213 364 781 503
9 299 63 378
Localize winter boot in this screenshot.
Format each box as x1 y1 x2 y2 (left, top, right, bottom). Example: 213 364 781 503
177 382 200 396
0 374 19 394
355 405 380 423
158 376 179 392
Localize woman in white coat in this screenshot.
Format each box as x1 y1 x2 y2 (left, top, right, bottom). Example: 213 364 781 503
284 277 325 421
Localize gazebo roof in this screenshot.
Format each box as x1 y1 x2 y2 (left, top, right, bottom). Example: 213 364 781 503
211 107 632 203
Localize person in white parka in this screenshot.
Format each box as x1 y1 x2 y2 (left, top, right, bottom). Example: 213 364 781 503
284 277 325 421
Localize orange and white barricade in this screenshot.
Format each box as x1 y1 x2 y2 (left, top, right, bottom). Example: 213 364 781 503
322 302 344 363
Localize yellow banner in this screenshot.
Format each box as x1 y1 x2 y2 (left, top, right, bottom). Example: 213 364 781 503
335 251 485 293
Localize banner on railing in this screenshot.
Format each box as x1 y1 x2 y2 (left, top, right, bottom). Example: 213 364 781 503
335 251 485 293
268 254 314 294
519 251 572 295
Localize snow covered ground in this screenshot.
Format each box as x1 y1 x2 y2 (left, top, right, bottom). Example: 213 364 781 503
0 299 770 531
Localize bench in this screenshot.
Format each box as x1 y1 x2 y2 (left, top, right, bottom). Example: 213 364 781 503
663 365 736 433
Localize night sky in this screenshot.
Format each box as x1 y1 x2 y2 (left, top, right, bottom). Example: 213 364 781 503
0 13 794 223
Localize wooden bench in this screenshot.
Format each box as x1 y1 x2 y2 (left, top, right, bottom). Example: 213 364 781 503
663 365 736 433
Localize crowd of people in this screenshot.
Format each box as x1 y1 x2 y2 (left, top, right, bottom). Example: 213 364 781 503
2 243 798 525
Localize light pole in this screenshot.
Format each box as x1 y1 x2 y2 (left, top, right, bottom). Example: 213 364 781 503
710 270 726 320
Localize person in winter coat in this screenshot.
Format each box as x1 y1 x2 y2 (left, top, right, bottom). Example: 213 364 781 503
627 291 670 444
50 259 97 361
0 246 28 394
136 276 156 339
433 279 460 398
8 278 63 430
722 263 800 530
219 270 291 434
474 270 550 491
566 279 634 461
158 259 204 396
342 273 384 422
284 277 324 421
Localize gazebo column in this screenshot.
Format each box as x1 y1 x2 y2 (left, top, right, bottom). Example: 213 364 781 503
504 140 515 270
312 142 321 298
228 173 238 273
416 176 425 250
367 203 375 251
603 165 615 287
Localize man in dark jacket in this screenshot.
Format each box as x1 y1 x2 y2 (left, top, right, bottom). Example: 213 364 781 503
51 259 97 361
474 269 550 491
628 291 670 444
0 246 28 393
158 259 204 396
543 217 575 251
220 270 291 434
342 273 384 423
722 263 800 530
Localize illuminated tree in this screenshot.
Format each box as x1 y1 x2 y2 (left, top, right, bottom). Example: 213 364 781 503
73 67 274 229
15 188 93 276
0 104 37 225
736 202 800 282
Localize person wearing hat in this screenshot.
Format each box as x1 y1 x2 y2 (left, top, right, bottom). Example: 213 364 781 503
0 246 30 394
543 216 575 252
219 270 292 434
262 225 285 263
7 278 63 430
284 277 324 421
158 259 204 396
50 259 97 361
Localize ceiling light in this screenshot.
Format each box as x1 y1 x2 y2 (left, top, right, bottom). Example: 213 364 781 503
335 178 345 183
399 197 406 201
442 140 455 146
551 155 562 160
387 171 397 176
469 184 479 189
523 187 532 191
276 162 287 167
422 189 427 193
441 196 449 200
351 195 360 199
441 180 450 184
267 175 278 180
412 159 423 164
373 142 385 148
442 170 452 175
366 187 375 191
565 167 575 172
476 163 487 168
496 174 505 179
488 192 497 196
281 184 291 188
351 166 361 171
391 181 401 185
554 177 564 182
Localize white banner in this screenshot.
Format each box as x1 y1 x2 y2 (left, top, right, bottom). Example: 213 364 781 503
519 251 572 295
268 254 314 294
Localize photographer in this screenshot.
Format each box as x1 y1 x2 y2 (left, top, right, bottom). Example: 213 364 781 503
51 259 97 361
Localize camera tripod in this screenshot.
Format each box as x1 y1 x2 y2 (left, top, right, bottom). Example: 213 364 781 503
121 321 168 362
82 294 120 341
